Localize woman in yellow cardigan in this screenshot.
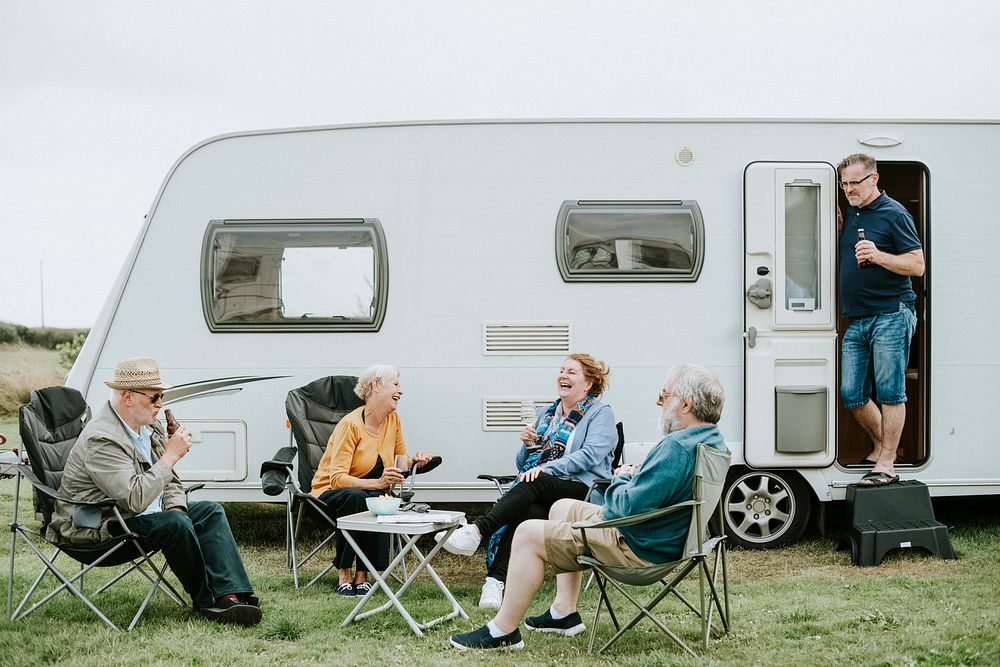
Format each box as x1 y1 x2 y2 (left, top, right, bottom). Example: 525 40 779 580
310 365 432 596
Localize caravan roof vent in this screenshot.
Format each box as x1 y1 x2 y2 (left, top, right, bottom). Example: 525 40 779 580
483 321 572 355
858 132 903 148
675 147 695 166
483 398 550 431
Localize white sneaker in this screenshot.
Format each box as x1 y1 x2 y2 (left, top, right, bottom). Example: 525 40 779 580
478 577 504 609
435 524 481 556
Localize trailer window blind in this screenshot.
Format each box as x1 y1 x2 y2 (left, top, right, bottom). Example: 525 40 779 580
555 200 705 282
200 219 388 333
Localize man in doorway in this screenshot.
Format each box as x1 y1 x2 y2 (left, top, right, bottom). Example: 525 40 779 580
838 153 924 487
448 364 727 650
49 357 262 626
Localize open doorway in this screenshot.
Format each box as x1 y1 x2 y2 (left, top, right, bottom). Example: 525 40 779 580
836 161 929 467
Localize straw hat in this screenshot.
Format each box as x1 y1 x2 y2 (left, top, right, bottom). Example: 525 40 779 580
104 357 170 390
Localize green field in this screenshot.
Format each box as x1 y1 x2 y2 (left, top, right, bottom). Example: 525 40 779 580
2 471 999 666
0 343 62 420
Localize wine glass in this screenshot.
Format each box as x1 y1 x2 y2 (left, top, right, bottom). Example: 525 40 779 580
520 400 539 450
393 454 409 497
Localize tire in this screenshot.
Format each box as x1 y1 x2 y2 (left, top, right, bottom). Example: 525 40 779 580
721 468 812 549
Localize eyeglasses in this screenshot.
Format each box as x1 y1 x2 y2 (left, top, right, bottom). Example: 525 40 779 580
132 390 164 404
839 173 874 190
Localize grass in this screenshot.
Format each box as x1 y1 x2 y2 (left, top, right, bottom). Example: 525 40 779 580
0 343 62 419
1 476 999 667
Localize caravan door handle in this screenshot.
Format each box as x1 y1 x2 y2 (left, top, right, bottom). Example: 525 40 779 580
746 277 772 309
746 327 757 348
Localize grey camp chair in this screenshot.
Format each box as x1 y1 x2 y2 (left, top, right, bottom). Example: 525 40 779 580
7 386 191 631
260 376 363 589
575 444 732 656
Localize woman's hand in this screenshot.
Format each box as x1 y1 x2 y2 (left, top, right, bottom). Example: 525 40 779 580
377 467 405 490
614 463 639 477
520 425 538 446
518 466 546 483
411 450 433 468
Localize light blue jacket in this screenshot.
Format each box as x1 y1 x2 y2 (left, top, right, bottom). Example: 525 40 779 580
515 399 617 501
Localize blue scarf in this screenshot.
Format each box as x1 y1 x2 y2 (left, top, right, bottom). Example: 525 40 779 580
485 395 596 567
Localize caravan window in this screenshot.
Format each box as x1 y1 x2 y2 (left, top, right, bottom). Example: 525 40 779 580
556 201 705 282
201 219 388 332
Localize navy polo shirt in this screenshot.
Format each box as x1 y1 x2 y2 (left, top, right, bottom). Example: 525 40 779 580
839 191 922 318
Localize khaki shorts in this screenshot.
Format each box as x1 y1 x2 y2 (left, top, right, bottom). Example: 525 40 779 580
543 500 652 574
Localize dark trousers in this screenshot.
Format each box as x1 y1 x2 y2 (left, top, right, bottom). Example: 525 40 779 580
474 473 588 582
123 500 253 609
319 488 389 571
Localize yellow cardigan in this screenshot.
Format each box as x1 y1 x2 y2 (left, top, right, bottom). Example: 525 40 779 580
310 406 407 494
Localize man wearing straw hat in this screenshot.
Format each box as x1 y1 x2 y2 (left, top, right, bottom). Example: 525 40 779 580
50 357 262 626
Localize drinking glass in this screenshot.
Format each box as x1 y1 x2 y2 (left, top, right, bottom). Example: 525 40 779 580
394 454 409 496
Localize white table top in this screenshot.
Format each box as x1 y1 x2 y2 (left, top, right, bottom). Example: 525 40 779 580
337 509 465 535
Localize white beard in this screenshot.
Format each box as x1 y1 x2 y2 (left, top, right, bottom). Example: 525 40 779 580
657 398 681 435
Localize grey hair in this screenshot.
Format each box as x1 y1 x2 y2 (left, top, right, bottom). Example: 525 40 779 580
837 153 877 176
665 364 725 424
354 364 401 401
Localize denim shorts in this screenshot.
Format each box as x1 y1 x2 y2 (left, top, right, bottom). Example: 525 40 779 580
841 302 917 408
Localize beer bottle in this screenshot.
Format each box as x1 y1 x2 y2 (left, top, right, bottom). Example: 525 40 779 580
857 228 871 268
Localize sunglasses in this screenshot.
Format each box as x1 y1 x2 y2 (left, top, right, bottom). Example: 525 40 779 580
132 389 164 404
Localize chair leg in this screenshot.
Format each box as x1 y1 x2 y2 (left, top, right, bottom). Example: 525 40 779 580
596 575 696 656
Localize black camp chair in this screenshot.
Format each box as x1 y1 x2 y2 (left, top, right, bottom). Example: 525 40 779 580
7 386 189 631
260 376 441 589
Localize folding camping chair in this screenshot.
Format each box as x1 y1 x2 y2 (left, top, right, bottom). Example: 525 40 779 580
575 444 732 656
7 386 189 631
259 375 443 588
260 375 364 589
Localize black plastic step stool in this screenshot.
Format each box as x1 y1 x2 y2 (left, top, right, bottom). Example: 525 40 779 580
844 480 955 566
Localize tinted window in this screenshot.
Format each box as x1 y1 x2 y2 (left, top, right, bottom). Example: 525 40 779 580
201 219 388 332
556 201 704 282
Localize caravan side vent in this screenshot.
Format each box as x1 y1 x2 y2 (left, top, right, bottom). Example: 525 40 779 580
483 398 550 431
483 321 572 355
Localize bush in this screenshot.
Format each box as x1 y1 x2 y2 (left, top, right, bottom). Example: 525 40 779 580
56 332 87 370
0 322 18 344
23 326 88 350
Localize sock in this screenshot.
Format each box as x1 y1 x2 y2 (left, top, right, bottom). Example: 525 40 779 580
487 620 512 638
549 604 570 619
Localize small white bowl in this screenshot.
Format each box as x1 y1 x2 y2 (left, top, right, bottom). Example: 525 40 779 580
366 496 400 516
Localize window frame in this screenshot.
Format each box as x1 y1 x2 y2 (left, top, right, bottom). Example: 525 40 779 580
200 218 389 333
555 200 706 282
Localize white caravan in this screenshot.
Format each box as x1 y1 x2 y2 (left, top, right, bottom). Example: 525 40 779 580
68 119 1000 547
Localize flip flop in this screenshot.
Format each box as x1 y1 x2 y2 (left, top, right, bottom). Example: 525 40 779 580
857 471 899 487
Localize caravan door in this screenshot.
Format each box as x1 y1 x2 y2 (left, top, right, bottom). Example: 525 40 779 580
744 162 837 467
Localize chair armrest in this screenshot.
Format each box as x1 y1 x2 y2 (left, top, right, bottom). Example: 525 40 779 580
477 474 517 485
16 464 118 508
260 446 297 496
571 499 700 532
183 483 206 497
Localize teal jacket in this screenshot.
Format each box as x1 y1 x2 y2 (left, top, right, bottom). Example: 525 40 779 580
602 424 727 563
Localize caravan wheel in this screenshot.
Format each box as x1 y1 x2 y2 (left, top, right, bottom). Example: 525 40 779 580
722 469 811 549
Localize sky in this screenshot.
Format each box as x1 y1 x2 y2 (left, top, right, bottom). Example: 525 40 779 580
2 1 998 328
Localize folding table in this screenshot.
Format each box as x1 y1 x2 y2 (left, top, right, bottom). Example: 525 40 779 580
337 509 469 636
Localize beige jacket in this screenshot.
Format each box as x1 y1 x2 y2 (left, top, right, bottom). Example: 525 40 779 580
47 401 186 544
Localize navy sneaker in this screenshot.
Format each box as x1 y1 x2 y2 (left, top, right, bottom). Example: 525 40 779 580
449 624 525 650
525 608 586 636
354 581 373 597
336 582 355 596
